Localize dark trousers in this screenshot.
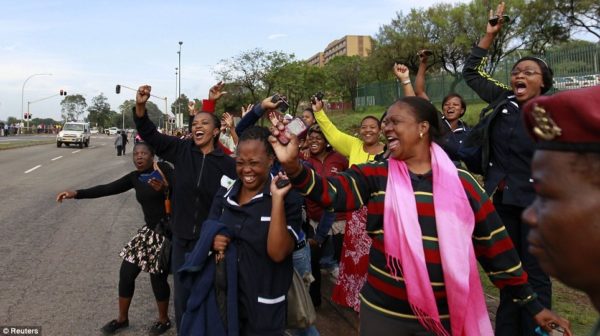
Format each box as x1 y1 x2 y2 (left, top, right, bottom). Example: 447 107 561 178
118 260 170 301
171 235 198 331
116 145 123 156
360 301 442 336
309 238 325 308
494 201 552 336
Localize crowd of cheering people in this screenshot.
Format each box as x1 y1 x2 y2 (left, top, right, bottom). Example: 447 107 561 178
55 2 600 335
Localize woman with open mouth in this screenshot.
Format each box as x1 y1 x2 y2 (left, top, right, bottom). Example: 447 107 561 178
462 2 555 335
269 96 570 336
405 51 471 163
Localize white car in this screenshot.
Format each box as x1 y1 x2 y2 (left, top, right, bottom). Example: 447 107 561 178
57 122 91 148
107 127 118 135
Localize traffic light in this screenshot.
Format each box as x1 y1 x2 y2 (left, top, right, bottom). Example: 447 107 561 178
115 85 121 94
24 113 32 120
59 89 67 96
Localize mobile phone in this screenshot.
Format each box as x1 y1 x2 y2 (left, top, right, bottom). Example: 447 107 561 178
277 117 308 145
271 94 289 113
275 178 290 189
138 170 163 184
489 15 510 26
311 92 324 105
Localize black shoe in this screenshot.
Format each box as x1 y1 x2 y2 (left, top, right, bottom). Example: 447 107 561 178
149 319 172 335
101 319 129 334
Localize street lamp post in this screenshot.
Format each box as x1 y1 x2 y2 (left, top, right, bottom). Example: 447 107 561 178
177 41 183 128
21 73 52 134
175 67 178 129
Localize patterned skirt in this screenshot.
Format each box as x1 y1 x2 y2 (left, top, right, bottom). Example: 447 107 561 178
119 226 167 274
331 206 372 312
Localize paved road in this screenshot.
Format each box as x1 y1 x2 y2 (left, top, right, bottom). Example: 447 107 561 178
0 137 359 336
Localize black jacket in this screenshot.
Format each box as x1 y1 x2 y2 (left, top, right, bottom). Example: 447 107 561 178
462 46 536 208
133 109 236 239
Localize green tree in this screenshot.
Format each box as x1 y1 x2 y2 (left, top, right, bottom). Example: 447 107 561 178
119 99 163 129
87 93 112 129
271 61 326 115
553 0 600 40
60 94 87 122
323 56 366 110
214 49 295 102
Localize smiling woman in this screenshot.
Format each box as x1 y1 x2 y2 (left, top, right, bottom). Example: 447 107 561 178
269 95 571 336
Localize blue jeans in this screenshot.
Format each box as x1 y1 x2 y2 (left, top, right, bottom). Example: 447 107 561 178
289 241 320 336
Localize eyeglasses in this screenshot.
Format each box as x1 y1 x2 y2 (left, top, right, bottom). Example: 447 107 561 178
510 69 542 77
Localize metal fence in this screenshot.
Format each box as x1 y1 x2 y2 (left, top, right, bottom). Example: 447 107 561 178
356 44 600 108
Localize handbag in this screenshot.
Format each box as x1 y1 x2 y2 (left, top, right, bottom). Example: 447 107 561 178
286 269 316 329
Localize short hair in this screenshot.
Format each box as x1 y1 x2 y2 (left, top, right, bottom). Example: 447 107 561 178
513 56 554 94
237 125 274 158
133 141 155 156
361 115 381 128
441 93 467 116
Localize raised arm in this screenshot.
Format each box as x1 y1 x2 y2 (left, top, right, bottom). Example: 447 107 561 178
311 99 362 158
134 85 182 162
267 173 297 262
462 2 511 104
393 63 416 98
268 131 371 213
415 50 431 100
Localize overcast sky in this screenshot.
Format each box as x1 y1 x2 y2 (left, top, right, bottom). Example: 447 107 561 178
0 0 473 122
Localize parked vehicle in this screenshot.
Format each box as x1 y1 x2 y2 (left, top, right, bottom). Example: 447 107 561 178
579 75 599 87
107 127 118 135
57 122 91 148
554 77 580 90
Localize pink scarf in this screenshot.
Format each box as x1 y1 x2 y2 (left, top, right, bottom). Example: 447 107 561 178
383 143 493 336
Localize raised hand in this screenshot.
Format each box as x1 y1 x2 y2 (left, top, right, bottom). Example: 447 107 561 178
208 81 227 101
241 103 254 117
261 95 281 111
268 123 301 176
270 172 292 198
417 49 432 64
187 101 200 116
311 97 324 112
222 112 234 129
486 2 506 35
136 85 151 105
393 63 411 82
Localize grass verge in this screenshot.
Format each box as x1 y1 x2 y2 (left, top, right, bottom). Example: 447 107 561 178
0 139 55 150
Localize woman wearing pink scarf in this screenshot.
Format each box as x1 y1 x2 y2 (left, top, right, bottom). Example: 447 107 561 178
269 97 571 335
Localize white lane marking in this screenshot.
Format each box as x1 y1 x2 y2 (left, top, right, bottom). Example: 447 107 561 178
51 156 63 161
72 150 81 153
25 165 42 174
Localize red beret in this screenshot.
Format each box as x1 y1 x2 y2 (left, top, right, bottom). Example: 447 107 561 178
522 85 600 153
